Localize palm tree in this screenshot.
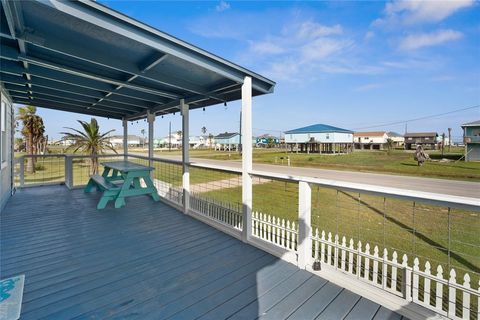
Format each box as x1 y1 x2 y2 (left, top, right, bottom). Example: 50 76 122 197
16 106 45 173
201 126 207 135
386 138 394 155
61 118 116 175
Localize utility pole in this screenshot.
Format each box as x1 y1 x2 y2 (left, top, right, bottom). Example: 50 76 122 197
442 133 445 156
448 128 452 152
169 121 171 152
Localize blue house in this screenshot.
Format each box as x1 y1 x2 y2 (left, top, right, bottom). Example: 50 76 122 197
214 132 240 151
284 124 354 153
462 120 480 161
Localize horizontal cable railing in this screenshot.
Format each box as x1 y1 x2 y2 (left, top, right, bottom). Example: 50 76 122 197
13 152 480 319
14 154 66 188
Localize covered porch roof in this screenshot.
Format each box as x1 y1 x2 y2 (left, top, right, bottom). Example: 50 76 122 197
0 0 275 120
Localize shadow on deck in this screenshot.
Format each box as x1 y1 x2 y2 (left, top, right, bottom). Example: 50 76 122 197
1 186 405 320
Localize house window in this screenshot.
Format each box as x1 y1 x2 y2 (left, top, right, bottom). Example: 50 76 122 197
425 137 429 140
326 134 330 139
1 100 7 166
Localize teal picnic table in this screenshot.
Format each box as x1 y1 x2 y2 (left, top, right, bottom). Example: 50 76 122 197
84 160 160 209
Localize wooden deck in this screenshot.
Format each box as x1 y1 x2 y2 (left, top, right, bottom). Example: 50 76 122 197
1 186 405 320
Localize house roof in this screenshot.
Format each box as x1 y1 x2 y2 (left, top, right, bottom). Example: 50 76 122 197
353 131 386 137
0 0 275 120
461 120 480 127
404 132 438 137
387 131 403 137
285 124 353 134
215 132 239 139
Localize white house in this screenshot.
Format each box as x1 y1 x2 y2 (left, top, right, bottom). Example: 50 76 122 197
354 131 389 150
386 132 405 147
108 135 143 147
284 124 354 153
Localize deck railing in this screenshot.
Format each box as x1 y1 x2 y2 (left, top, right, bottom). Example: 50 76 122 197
13 153 480 319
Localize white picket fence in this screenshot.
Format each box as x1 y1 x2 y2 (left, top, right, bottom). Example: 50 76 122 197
252 211 298 251
189 193 243 230
312 228 480 320
245 209 480 320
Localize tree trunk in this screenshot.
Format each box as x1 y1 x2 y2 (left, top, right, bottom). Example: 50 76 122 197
90 156 99 175
26 132 35 174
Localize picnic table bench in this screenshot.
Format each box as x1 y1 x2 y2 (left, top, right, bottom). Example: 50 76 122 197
84 160 160 209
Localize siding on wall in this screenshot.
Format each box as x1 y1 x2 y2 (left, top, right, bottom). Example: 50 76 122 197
0 85 13 210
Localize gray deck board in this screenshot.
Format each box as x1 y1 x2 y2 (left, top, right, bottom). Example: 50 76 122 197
1 186 404 320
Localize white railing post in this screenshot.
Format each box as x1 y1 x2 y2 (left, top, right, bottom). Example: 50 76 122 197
181 99 190 214
241 76 252 242
64 155 73 189
122 118 128 160
297 180 312 269
147 110 155 177
19 156 25 187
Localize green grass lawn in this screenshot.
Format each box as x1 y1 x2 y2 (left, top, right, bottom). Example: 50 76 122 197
180 148 480 181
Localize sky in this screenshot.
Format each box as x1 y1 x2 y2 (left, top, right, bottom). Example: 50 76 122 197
23 0 480 141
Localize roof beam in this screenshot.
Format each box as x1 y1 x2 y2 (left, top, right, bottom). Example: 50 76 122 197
0 59 168 106
13 97 123 119
10 94 129 116
1 0 32 85
19 55 181 99
126 82 240 120
91 52 169 108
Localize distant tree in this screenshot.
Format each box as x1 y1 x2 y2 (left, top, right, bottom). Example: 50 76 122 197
201 126 207 135
16 106 45 173
386 138 394 155
61 118 116 174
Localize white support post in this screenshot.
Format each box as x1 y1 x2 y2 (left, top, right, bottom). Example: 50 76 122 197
298 181 312 269
147 110 155 172
181 99 190 214
64 155 73 189
241 76 253 242
122 118 128 160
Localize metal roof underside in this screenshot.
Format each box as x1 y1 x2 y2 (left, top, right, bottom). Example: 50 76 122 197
0 0 275 120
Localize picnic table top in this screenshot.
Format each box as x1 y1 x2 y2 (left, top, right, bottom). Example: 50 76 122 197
101 160 154 172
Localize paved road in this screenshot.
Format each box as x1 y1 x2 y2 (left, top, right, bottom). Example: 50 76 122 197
135 153 480 199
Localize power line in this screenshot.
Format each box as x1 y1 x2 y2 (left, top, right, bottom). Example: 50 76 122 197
352 105 479 131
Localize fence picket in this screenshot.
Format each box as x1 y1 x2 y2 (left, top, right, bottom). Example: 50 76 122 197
282 219 286 248
357 241 362 278
412 258 419 302
348 238 354 274
383 249 388 290
364 243 371 281
327 232 333 265
334 234 339 268
423 261 431 306
391 251 398 292
462 273 470 319
314 228 319 261
448 269 456 318
321 231 326 263
435 265 444 311
373 246 379 285
341 236 347 271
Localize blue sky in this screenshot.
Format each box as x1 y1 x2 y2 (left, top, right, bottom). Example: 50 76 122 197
29 0 479 141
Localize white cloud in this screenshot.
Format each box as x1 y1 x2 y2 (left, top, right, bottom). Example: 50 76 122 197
215 0 230 12
354 83 384 92
364 31 375 41
399 29 463 50
375 0 474 26
295 22 343 39
249 41 285 55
